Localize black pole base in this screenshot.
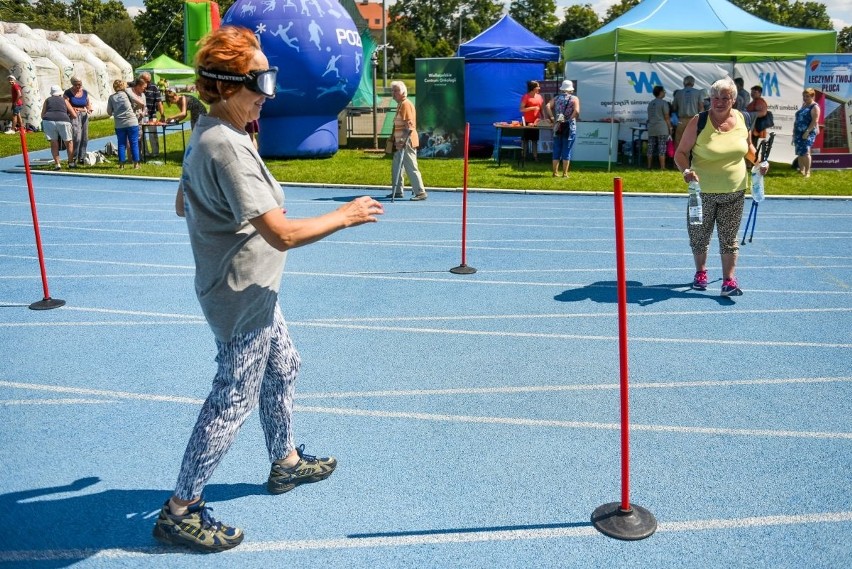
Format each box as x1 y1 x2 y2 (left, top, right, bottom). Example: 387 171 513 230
450 264 476 274
591 502 657 541
29 297 66 310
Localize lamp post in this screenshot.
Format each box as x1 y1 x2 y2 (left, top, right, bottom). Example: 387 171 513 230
382 0 387 88
371 50 379 149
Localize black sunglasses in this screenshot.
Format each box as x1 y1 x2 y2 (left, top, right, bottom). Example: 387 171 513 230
198 67 278 98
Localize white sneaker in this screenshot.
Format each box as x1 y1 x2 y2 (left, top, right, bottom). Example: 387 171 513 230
4 129 15 135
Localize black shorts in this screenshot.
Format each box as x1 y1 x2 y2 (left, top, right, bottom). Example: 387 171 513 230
522 129 540 142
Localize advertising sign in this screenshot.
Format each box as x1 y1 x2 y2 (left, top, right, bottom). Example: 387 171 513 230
565 60 806 164
415 57 466 158
804 54 852 170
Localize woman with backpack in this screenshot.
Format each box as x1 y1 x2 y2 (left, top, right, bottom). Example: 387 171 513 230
547 80 580 177
673 77 768 298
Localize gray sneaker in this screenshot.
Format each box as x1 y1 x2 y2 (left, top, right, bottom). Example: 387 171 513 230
267 444 337 495
410 193 427 201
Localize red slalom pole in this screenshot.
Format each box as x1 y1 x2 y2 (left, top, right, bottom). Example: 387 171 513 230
450 122 475 275
591 177 655 540
19 128 65 310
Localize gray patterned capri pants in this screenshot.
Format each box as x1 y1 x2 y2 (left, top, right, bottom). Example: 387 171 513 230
687 190 745 255
174 305 300 500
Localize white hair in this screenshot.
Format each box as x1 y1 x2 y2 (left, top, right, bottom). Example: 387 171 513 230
710 77 736 98
390 80 407 97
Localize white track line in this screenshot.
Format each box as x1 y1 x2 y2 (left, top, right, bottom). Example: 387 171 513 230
1 511 850 561
2 381 850 439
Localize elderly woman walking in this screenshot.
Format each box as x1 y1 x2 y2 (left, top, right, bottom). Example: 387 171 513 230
41 85 76 170
674 77 768 297
152 25 384 553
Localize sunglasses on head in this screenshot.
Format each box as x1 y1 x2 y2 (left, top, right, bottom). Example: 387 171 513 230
198 67 278 98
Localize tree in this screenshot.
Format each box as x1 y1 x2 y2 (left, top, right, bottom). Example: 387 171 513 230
459 0 503 45
838 26 852 53
508 0 559 42
731 0 832 30
553 3 600 45
96 18 143 63
602 0 640 24
134 0 187 62
30 0 73 31
389 0 503 73
0 0 35 24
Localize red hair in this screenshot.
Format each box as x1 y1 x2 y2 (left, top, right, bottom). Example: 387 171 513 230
194 26 260 104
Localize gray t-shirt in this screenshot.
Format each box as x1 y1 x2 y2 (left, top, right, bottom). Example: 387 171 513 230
106 91 138 129
646 98 670 137
672 86 703 118
180 115 286 342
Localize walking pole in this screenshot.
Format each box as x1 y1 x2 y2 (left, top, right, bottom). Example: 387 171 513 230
391 131 411 203
742 133 774 244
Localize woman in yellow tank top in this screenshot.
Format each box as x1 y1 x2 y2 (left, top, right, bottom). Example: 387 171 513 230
674 77 768 297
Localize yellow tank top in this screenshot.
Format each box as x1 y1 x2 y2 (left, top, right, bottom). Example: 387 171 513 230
692 110 749 194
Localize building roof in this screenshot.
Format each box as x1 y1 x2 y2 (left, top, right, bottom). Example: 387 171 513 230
355 1 388 31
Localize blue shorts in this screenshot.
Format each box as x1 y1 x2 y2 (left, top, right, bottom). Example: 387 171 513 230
12 104 22 115
552 129 576 161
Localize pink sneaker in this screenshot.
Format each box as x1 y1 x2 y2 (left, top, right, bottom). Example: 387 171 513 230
692 270 708 290
721 279 743 297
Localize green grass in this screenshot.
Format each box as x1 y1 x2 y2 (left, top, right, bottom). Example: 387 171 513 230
3 119 850 196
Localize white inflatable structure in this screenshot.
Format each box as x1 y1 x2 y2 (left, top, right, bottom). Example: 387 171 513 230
1 21 133 128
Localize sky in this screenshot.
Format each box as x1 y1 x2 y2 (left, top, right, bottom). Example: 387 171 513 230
120 1 851 31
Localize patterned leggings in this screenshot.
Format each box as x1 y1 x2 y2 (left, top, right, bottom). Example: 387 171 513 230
687 190 745 255
174 306 300 500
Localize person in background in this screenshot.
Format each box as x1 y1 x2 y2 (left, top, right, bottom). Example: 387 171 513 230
673 77 767 298
106 79 141 169
745 84 769 148
733 77 749 111
7 75 24 133
646 85 672 170
126 77 148 123
63 76 93 167
387 80 427 201
139 72 165 156
671 75 704 149
519 80 544 162
164 88 208 129
40 85 76 170
547 79 579 178
154 26 384 553
793 88 820 178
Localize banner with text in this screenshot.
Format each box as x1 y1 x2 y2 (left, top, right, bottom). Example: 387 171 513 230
805 53 852 170
415 57 466 158
565 60 805 164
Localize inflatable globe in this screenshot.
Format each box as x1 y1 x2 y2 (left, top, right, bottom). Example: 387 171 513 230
222 0 363 157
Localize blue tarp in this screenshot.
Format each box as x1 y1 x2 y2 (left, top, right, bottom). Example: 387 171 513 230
456 15 560 155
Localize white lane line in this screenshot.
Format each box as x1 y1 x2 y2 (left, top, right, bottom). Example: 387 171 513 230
303 307 852 323
292 322 852 349
2 381 849 439
0 321 207 328
296 376 852 399
0 319 847 347
0 254 192 269
0 398 113 406
0 381 204 405
1 511 850 561
296 405 852 440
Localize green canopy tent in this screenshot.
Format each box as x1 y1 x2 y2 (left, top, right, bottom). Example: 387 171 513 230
136 54 196 84
562 0 837 168
563 0 836 64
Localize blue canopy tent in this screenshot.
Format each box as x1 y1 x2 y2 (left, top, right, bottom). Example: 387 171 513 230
457 15 561 156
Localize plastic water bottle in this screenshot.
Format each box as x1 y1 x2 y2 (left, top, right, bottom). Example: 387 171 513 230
751 161 767 203
688 180 703 225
